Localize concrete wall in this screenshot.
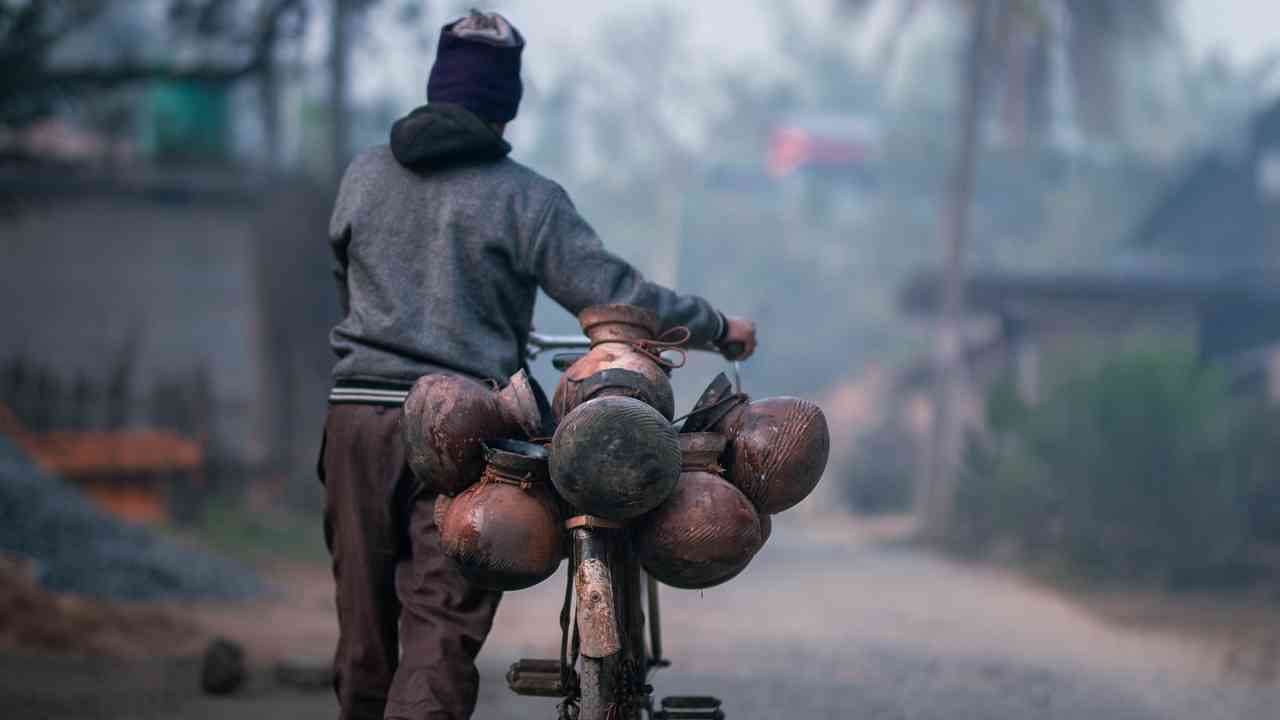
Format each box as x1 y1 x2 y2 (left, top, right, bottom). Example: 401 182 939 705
0 191 270 467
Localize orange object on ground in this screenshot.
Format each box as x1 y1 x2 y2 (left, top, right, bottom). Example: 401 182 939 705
0 402 203 523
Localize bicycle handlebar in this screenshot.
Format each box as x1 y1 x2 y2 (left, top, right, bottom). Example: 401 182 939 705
526 332 729 360
528 332 744 394
525 332 592 359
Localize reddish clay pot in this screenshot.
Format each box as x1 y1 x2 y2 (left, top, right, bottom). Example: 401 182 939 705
552 304 676 420
712 397 830 514
439 439 564 591
636 433 764 589
550 395 680 522
403 370 542 496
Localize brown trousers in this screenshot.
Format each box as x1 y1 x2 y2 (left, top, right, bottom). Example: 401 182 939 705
320 404 503 720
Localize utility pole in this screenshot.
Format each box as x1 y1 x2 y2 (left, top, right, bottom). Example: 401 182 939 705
654 166 684 288
329 0 351 181
924 0 993 539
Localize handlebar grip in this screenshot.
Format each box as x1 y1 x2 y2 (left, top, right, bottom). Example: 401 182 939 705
552 352 586 371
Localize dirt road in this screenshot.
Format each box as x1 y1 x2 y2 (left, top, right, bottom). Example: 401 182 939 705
3 516 1277 719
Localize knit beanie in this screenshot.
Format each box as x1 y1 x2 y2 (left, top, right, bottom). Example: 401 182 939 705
427 10 525 124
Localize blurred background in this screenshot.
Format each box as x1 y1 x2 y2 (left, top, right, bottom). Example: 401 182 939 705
2 1 1280 718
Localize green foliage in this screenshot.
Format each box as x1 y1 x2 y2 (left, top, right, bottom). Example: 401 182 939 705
955 348 1263 584
192 494 327 565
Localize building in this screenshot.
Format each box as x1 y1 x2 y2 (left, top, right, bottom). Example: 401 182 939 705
0 163 336 501
900 96 1280 410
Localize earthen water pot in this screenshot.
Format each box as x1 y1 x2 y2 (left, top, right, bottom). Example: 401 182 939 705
549 395 680 522
711 396 830 514
552 304 676 420
439 439 564 591
636 433 764 589
403 370 542 496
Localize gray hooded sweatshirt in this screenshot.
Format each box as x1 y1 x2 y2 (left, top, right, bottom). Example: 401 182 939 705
327 104 724 402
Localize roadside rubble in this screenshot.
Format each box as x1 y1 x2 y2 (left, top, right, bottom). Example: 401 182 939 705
0 553 197 656
0 435 261 602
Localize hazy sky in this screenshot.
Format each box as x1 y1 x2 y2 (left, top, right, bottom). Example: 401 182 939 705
1182 1 1280 66
351 1 1280 110
507 0 1280 68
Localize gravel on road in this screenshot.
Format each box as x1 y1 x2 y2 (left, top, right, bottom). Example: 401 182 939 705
0 436 260 601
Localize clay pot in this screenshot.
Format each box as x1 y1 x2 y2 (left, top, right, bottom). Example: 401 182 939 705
552 304 676 420
549 395 680 522
711 397 830 514
439 439 564 591
403 370 542 496
636 433 764 589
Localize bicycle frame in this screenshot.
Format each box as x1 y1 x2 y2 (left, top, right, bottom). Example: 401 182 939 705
572 525 651 719
511 331 727 720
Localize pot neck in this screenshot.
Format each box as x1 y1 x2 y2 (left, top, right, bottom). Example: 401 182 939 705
584 321 655 344
680 451 724 471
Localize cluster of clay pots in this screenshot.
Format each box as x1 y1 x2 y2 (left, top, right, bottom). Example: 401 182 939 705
547 304 684 523
401 303 829 593
402 371 559 591
635 374 830 589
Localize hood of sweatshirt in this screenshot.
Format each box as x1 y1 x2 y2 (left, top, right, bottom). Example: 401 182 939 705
388 103 511 172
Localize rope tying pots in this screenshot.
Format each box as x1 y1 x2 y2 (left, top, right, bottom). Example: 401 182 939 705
711 395 831 514
403 369 542 496
552 304 678 420
438 439 564 591
550 395 681 522
433 493 452 529
635 433 764 589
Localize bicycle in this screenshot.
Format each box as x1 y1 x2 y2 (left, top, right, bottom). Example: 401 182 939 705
506 331 737 720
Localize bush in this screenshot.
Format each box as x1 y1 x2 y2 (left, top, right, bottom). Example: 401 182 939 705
1235 405 1280 547
843 422 916 514
955 349 1257 584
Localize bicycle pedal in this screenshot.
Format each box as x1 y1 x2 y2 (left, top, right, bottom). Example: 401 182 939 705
655 695 724 719
506 658 567 697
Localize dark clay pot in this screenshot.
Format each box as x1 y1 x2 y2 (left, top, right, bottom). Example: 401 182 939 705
552 304 676 420
403 370 542 496
549 395 680 522
712 396 830 514
438 439 563 591
636 433 764 590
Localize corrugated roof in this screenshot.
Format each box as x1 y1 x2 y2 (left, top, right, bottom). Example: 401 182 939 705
900 263 1280 316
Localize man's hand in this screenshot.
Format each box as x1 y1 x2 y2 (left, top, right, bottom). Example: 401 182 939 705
718 316 757 361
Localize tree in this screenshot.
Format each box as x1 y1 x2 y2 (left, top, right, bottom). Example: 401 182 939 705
872 0 1175 148
924 0 994 539
0 0 309 127
859 0 1175 536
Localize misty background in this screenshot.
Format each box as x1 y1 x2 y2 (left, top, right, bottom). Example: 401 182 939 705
3 1 1280 718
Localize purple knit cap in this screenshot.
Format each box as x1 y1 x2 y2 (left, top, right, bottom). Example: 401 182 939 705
427 11 525 124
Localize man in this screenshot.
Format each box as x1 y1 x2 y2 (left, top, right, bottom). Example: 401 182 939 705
321 10 756 720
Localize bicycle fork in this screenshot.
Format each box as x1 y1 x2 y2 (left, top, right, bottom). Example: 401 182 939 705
508 526 721 719
575 527 627 719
